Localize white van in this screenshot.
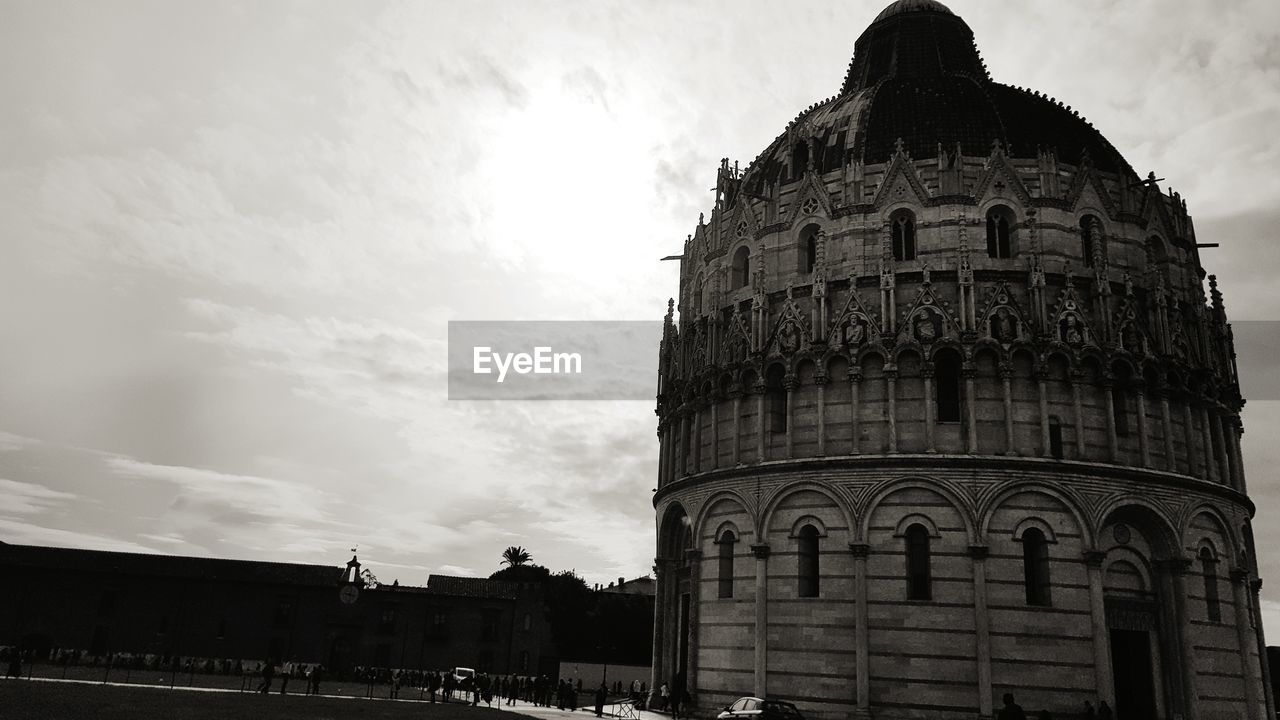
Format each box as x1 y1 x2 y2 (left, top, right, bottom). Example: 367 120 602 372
452 666 475 685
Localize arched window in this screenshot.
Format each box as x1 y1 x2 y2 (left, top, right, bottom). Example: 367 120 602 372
765 365 787 434
986 207 1014 259
892 213 916 262
718 530 737 599
1048 416 1064 459
1200 547 1221 622
731 246 751 290
693 273 704 315
797 524 820 598
1022 527 1052 606
522 613 531 631
934 350 962 423
792 142 809 180
905 524 931 600
1146 236 1170 285
797 224 820 274
1080 215 1101 268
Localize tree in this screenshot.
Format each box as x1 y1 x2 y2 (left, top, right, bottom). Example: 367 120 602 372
501 546 532 567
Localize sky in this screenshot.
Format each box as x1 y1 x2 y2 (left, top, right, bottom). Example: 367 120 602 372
2 0 1280 633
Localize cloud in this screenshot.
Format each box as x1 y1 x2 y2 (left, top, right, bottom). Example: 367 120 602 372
0 478 77 515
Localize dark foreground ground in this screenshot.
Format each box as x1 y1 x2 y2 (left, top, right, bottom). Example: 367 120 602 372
0 680 521 720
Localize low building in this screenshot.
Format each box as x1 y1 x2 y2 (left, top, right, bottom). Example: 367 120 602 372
0 542 555 676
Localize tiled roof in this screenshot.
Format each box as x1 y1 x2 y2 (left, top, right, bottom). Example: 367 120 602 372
425 574 522 600
0 542 344 586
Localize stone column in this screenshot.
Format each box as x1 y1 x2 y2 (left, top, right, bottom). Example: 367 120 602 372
1071 371 1086 458
1231 570 1264 720
756 390 766 463
710 400 719 471
1161 559 1198 720
1084 550 1114 705
1160 391 1175 472
1135 385 1150 468
1183 401 1197 477
693 406 703 474
1103 381 1119 462
1037 372 1051 457
970 545 993 719
657 426 668 489
1201 405 1218 483
923 365 936 453
964 365 978 454
684 549 702 697
651 557 671 700
1209 408 1228 487
784 377 797 459
681 411 692 477
1000 364 1016 455
850 543 871 719
731 393 742 466
1231 420 1248 495
751 543 770 698
816 375 828 457
886 367 898 453
849 370 862 455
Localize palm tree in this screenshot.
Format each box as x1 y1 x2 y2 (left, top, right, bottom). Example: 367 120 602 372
501 546 532 567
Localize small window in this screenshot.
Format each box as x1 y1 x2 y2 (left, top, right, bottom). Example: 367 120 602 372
1112 365 1132 437
1049 417 1064 459
731 246 751 290
986 208 1014 259
934 351 962 423
792 142 809 180
522 613 531 632
1200 548 1221 622
797 525 820 598
905 524 932 600
1022 527 1052 606
766 366 787 434
718 530 737 599
796 223 821 274
892 213 916 262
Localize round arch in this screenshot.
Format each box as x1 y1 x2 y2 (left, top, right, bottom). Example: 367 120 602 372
977 480 1093 547
759 481 855 542
857 475 978 544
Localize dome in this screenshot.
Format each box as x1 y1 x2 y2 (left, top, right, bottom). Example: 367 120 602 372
741 0 1134 183
872 0 955 23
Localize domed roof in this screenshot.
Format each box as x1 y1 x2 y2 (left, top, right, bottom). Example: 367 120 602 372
741 1 1134 188
873 0 955 23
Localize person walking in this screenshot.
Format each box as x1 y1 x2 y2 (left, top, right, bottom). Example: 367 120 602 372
256 659 275 694
595 682 608 717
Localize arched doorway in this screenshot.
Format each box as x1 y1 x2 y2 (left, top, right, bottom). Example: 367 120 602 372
1100 506 1187 720
656 503 695 700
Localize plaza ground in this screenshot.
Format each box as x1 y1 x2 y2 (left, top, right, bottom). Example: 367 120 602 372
0 678 675 720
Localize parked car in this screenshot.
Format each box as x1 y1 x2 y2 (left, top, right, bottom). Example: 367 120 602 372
452 667 475 685
717 697 804 720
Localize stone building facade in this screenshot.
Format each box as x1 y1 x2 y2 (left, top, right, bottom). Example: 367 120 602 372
651 2 1270 719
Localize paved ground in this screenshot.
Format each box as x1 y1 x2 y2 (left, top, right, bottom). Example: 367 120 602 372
0 677 682 720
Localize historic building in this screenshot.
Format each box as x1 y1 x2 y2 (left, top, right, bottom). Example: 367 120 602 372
652 2 1269 720
0 542 554 677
